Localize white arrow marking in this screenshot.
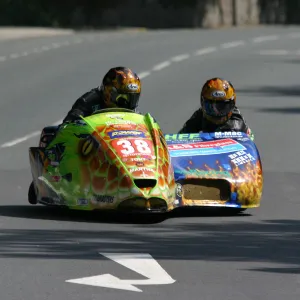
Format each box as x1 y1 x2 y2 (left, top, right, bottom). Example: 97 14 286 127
66 253 176 292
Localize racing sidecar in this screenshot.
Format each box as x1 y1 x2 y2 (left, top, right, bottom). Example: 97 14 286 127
164 131 264 212
28 108 263 214
28 108 176 213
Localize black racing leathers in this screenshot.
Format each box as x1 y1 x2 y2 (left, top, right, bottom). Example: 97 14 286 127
41 88 144 147
178 106 252 135
63 88 104 122
63 88 141 123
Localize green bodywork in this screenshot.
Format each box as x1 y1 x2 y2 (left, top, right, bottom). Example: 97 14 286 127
29 108 176 211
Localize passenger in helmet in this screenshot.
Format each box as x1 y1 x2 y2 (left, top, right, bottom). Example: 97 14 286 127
178 77 254 140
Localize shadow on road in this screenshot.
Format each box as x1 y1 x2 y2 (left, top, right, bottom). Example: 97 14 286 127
237 85 300 97
0 216 297 274
239 106 300 115
236 85 300 115
0 205 250 225
256 107 300 114
1 167 299 274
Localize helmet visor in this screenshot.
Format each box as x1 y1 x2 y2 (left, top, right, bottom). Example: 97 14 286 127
115 93 140 110
203 98 234 117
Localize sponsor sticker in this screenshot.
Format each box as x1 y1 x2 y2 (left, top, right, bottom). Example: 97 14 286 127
108 114 124 120
176 183 183 197
127 83 139 91
92 195 115 204
129 167 153 173
165 133 203 141
228 150 256 166
130 157 147 161
212 90 226 97
108 130 145 139
122 156 152 162
106 124 136 130
105 120 136 126
168 139 246 157
214 131 243 138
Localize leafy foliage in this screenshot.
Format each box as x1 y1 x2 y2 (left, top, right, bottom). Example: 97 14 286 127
1 0 300 28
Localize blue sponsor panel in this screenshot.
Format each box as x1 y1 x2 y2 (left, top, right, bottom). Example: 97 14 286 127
164 132 262 208
168 140 246 157
164 132 259 180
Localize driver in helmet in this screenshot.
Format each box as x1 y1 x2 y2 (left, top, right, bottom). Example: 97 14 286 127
30 67 143 204
39 66 142 148
63 66 142 123
178 77 254 140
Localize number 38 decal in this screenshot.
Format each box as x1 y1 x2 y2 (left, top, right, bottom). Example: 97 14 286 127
114 139 153 156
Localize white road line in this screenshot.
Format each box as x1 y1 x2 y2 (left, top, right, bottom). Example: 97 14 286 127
0 31 295 148
10 53 19 59
1 131 40 148
221 40 245 48
288 32 300 39
194 47 217 56
51 43 61 48
252 35 278 43
152 61 171 71
74 39 83 44
171 54 190 62
41 46 50 51
139 71 151 79
21 51 29 57
0 120 62 148
86 36 95 42
258 49 289 55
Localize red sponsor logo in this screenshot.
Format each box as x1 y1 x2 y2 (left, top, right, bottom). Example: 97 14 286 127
168 139 237 151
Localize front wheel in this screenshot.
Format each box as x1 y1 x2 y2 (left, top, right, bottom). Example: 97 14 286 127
28 181 38 205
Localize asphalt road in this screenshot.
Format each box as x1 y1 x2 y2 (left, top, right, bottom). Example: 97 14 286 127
1 26 300 300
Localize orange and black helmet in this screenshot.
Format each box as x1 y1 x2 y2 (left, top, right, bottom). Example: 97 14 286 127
101 66 141 110
201 77 236 124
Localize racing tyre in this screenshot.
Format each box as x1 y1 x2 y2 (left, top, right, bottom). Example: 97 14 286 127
230 208 246 215
28 181 38 205
219 207 247 215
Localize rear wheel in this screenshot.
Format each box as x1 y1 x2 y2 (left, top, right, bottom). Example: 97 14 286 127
216 207 247 216
28 181 38 205
227 208 246 215
233 208 246 214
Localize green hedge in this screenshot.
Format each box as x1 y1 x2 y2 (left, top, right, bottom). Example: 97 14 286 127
1 0 300 28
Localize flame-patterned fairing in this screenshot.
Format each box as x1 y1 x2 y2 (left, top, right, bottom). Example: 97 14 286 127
164 132 263 208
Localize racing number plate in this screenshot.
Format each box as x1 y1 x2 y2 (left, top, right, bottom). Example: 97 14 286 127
111 138 154 158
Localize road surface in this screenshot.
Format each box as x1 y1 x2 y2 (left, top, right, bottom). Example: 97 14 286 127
0 26 300 300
